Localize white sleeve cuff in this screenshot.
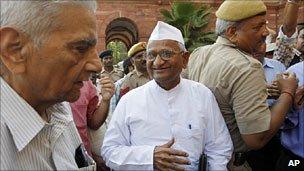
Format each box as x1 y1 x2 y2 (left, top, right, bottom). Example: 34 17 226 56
277 25 298 39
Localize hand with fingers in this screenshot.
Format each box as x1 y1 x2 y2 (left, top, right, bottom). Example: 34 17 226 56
99 76 115 101
294 85 304 109
153 138 191 171
276 72 298 98
267 82 280 99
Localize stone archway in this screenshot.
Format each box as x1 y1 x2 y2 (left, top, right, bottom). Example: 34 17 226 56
105 18 139 49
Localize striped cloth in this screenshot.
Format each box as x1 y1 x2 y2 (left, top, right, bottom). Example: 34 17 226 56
0 77 95 170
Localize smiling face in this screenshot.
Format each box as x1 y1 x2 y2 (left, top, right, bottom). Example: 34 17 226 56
233 14 269 59
24 5 102 103
146 40 189 90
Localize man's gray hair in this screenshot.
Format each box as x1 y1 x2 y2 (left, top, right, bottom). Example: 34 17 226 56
178 42 187 52
0 1 97 46
215 18 237 36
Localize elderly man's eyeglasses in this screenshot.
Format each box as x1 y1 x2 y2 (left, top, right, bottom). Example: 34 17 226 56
146 50 183 61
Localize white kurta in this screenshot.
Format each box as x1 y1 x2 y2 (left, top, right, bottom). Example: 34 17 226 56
101 79 233 170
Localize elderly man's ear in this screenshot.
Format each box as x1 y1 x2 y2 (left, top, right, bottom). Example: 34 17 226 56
182 51 190 69
130 58 135 65
226 26 238 44
0 27 27 74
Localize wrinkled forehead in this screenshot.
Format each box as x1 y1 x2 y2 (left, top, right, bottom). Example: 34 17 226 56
147 40 181 52
237 14 266 29
57 4 96 30
52 5 97 45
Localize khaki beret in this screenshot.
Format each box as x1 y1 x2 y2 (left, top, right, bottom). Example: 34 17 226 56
216 0 267 22
128 42 147 57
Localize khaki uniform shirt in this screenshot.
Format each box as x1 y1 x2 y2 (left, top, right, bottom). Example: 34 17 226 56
119 70 150 97
0 77 95 170
100 68 124 83
188 36 271 152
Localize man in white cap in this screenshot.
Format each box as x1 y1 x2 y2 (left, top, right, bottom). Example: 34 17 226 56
188 0 298 170
101 21 233 171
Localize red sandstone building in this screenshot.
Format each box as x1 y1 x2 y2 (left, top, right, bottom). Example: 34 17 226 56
96 0 304 51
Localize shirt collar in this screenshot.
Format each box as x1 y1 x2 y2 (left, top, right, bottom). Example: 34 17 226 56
134 70 145 77
263 58 275 68
0 77 73 151
1 77 45 151
152 77 183 94
101 68 115 74
215 36 237 47
216 36 256 58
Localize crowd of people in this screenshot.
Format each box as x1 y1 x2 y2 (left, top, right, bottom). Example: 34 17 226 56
0 0 303 171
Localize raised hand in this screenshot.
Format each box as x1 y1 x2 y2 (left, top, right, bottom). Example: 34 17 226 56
99 76 115 101
276 72 298 95
267 82 280 99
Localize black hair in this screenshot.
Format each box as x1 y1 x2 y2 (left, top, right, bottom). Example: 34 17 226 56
123 57 132 75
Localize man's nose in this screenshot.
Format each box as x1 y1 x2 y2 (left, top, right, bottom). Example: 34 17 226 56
153 54 165 66
263 26 269 37
86 52 102 73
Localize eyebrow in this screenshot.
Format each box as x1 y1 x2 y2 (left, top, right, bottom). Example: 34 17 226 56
68 38 97 47
257 20 266 26
147 49 179 54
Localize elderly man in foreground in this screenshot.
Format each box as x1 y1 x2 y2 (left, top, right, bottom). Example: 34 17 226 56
1 1 101 170
101 21 233 171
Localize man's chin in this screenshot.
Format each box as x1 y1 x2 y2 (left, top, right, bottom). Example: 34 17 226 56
65 90 81 102
105 64 113 67
252 52 265 60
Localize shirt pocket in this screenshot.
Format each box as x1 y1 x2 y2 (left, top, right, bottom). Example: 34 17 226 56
175 125 204 158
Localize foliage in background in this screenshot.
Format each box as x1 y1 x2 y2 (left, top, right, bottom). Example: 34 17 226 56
106 41 128 65
160 2 216 52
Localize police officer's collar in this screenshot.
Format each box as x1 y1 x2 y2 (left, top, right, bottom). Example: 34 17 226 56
101 67 115 74
263 58 274 69
216 36 252 57
134 69 146 77
215 36 236 47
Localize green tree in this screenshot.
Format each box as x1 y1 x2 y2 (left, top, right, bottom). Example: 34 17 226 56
160 2 216 52
106 41 128 65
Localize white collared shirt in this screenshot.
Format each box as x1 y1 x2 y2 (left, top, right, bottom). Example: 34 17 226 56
101 78 233 170
0 77 95 170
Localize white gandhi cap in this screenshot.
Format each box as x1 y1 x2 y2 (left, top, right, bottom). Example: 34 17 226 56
148 21 185 45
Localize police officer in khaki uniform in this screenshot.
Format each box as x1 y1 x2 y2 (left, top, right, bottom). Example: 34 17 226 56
188 1 298 170
99 50 124 83
120 42 150 97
